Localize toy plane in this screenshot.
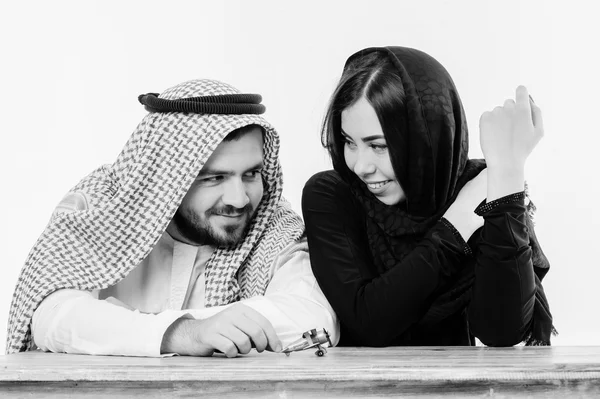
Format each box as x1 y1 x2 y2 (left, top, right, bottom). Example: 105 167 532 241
281 328 332 357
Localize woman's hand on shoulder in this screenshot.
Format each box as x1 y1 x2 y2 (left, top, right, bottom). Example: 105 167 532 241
479 85 544 171
443 169 487 241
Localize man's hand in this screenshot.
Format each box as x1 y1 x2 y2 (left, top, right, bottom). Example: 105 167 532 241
160 304 282 357
479 85 544 171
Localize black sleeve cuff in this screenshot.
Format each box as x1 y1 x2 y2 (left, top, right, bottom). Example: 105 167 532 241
474 191 526 216
439 217 473 257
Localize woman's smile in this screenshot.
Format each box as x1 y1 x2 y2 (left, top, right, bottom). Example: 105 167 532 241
365 180 392 193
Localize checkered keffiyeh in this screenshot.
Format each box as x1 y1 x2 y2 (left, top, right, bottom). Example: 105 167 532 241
6 79 304 354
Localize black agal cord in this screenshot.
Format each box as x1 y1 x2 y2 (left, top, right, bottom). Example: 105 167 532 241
138 93 265 114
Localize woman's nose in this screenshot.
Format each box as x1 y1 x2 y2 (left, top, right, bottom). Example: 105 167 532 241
352 152 376 177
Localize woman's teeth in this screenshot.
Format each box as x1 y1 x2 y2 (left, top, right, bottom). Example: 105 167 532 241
368 181 389 189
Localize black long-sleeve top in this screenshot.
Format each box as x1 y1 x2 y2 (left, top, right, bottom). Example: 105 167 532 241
302 170 540 347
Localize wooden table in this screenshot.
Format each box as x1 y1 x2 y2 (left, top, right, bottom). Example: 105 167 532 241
2 346 600 398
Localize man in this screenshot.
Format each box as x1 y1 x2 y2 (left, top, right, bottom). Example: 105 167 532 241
6 79 339 357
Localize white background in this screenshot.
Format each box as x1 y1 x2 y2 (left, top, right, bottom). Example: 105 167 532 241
1 0 598 351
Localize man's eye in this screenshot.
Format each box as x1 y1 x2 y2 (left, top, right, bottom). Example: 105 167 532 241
244 170 261 178
200 176 223 183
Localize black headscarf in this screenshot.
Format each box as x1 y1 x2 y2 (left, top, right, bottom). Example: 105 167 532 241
338 46 554 345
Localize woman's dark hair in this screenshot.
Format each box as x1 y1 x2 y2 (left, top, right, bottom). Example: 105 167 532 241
322 51 408 183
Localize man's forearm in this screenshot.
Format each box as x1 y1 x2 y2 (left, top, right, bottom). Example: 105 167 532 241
32 289 189 357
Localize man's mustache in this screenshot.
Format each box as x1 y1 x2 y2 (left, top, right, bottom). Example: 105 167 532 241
209 204 253 216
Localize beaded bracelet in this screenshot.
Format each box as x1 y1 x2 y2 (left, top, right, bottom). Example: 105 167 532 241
474 191 526 216
439 217 473 257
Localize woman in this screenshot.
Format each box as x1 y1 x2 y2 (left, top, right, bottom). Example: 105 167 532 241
302 46 554 347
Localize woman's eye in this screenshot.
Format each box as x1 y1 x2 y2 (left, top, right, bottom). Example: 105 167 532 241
371 144 388 153
344 139 357 149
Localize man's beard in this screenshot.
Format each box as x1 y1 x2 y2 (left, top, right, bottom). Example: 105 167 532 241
172 203 256 247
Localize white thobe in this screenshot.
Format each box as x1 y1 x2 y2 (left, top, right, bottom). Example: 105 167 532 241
32 233 339 356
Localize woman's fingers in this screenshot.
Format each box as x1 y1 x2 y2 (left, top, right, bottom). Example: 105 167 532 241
515 85 531 111
478 85 545 169
503 98 515 108
530 100 544 133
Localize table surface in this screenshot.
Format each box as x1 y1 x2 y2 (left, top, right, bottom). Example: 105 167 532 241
2 346 600 398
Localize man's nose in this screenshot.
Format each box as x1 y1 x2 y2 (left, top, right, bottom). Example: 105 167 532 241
221 179 250 209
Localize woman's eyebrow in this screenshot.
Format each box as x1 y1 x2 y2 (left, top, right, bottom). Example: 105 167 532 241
361 135 385 142
341 129 384 142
